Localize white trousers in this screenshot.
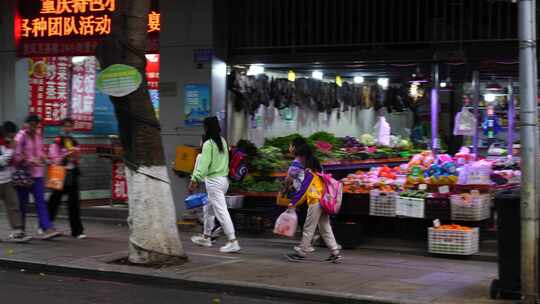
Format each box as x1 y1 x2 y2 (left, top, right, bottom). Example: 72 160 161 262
203 176 236 241
298 202 339 256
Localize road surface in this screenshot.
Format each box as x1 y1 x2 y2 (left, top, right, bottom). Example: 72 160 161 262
0 267 324 304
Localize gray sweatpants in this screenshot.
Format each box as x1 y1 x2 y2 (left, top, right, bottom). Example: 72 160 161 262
297 202 339 256
0 182 23 230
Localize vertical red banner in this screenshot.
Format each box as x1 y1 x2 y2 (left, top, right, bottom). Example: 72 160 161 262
29 57 71 124
112 160 128 202
145 54 160 90
71 57 97 131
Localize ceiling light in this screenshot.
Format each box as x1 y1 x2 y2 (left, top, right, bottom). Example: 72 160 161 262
377 78 389 89
485 94 496 102
354 76 364 84
246 64 264 76
336 75 343 87
288 70 296 82
312 70 323 80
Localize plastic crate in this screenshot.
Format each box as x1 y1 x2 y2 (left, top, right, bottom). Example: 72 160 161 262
425 196 451 220
450 194 491 221
428 227 479 255
369 190 397 217
396 196 425 218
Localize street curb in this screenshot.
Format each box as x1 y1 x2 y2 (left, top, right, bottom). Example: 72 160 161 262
0 258 414 304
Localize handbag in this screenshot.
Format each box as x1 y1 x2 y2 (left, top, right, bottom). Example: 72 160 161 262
46 165 66 190
12 167 34 188
12 132 34 188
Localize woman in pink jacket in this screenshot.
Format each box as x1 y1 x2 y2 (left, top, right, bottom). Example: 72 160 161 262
14 114 60 240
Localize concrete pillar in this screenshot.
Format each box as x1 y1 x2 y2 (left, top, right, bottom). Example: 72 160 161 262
160 0 228 219
0 2 28 127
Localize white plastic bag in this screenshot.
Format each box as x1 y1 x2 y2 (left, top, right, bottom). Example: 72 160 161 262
273 208 298 237
373 116 391 146
453 108 477 136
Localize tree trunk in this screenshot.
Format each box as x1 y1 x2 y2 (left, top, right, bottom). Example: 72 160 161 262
97 0 185 264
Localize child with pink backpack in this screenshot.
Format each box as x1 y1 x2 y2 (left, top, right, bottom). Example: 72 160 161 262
282 137 342 263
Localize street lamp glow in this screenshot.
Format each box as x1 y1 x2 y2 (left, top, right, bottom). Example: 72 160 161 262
312 70 324 80
377 78 389 89
247 64 265 76
354 76 364 84
440 82 447 88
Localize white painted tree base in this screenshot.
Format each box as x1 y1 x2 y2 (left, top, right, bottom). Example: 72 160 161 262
126 165 185 264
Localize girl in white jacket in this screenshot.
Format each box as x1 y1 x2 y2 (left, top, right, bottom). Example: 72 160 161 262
0 122 31 242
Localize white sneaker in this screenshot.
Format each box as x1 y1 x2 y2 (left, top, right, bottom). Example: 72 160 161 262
294 246 315 253
219 241 241 253
76 234 87 239
191 235 212 247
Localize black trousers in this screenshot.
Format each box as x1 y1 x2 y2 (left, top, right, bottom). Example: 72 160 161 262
48 173 84 237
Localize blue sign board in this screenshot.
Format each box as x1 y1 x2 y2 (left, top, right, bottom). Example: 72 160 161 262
193 49 213 63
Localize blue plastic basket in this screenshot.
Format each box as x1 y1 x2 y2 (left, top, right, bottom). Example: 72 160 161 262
185 193 208 209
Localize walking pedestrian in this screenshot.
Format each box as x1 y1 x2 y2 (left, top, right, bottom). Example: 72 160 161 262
0 122 31 242
283 137 341 263
47 118 85 239
14 114 60 240
189 116 240 253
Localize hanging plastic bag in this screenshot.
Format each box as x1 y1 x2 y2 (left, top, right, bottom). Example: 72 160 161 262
373 116 391 146
453 108 477 136
273 208 298 237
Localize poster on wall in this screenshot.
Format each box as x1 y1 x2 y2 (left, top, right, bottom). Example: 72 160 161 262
184 84 210 126
71 57 97 131
29 57 71 125
112 160 128 202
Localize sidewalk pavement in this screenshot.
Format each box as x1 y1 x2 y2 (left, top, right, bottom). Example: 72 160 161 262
0 215 509 304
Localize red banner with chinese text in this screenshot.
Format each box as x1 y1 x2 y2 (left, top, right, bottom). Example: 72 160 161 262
145 54 160 90
15 0 160 57
29 56 71 125
71 57 97 131
112 160 128 202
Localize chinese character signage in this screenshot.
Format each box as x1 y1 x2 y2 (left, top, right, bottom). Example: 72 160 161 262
112 159 128 202
29 57 71 125
16 0 160 57
184 84 210 126
71 57 97 131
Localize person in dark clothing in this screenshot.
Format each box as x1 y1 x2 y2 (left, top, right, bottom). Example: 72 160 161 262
47 118 85 239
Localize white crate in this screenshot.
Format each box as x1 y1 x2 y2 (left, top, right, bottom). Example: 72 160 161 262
428 227 479 255
450 194 491 221
396 196 425 218
369 190 397 217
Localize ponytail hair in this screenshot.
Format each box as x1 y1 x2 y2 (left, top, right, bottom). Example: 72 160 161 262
291 137 322 172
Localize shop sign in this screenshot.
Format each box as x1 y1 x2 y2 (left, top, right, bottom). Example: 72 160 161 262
28 56 71 125
112 160 128 202
71 57 97 131
96 64 143 97
16 0 161 57
184 84 210 126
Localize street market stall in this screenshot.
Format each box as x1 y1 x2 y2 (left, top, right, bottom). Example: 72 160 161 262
212 65 523 256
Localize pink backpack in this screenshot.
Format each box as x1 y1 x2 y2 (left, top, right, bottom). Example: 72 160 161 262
317 172 343 215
